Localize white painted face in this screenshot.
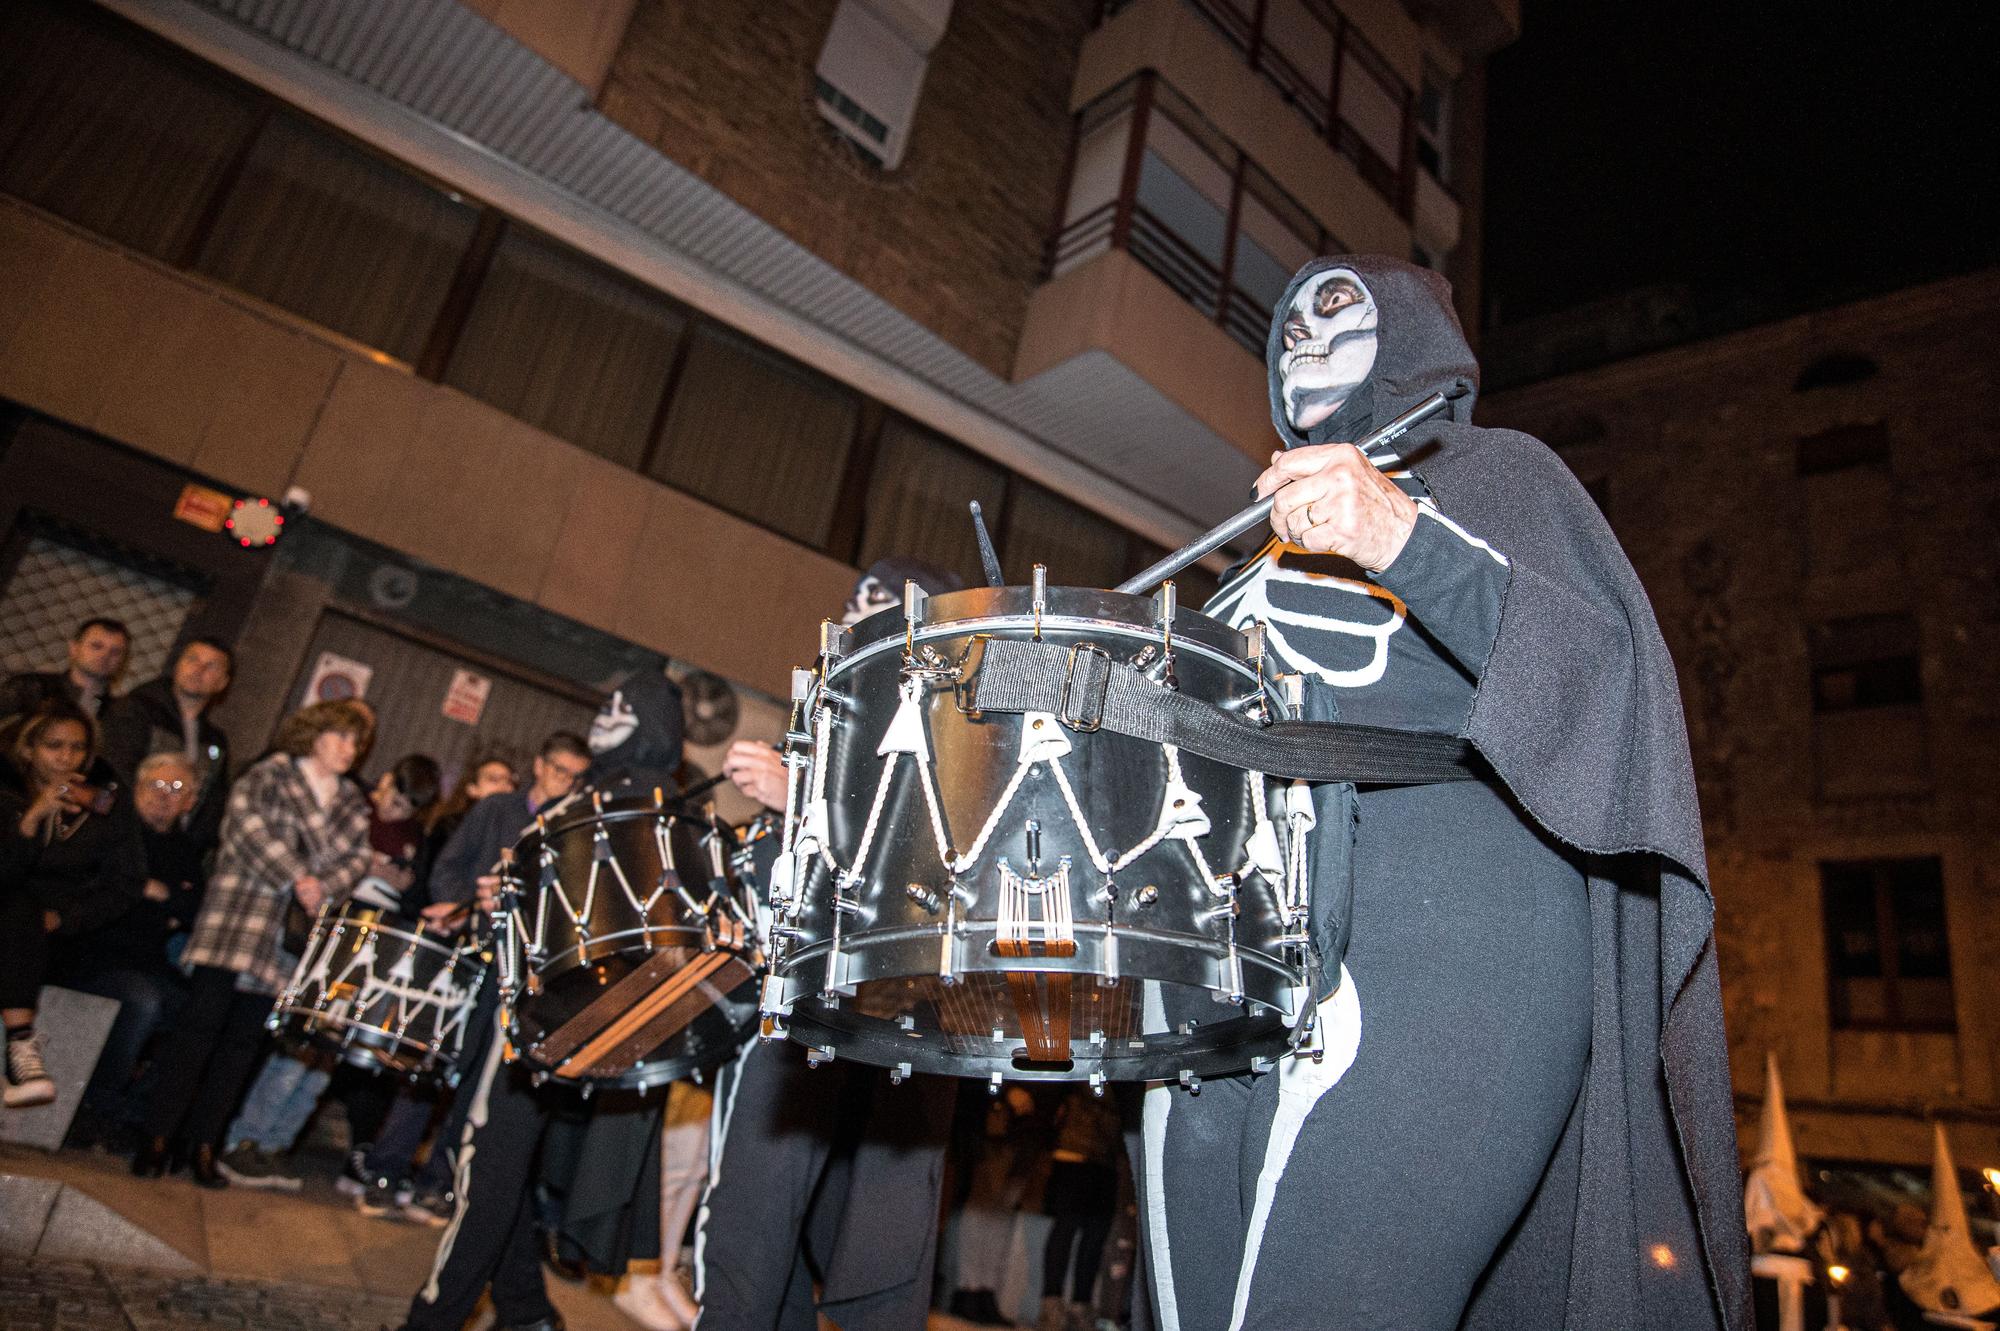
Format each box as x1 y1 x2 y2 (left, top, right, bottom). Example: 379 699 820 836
1278 268 1379 433
840 576 902 627
589 689 637 754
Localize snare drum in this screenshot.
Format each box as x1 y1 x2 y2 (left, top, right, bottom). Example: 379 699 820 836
497 790 762 1090
762 579 1313 1085
269 903 487 1084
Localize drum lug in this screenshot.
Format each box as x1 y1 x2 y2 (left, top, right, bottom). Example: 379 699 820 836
989 1071 1004 1095
889 1062 911 1085
1089 1071 1106 1096
805 1044 835 1068
905 883 941 914
1178 1069 1201 1094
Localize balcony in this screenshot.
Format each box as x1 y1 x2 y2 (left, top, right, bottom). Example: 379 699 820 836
1046 74 1338 359
1100 0 1425 219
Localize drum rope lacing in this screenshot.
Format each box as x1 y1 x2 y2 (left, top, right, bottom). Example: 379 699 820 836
784 675 1307 927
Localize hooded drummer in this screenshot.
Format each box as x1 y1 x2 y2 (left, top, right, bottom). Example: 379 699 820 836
1138 257 1752 1331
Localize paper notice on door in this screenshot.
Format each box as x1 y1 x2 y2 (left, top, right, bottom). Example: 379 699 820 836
442 668 491 725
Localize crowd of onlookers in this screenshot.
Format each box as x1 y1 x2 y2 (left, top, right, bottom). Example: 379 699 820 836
0 615 586 1229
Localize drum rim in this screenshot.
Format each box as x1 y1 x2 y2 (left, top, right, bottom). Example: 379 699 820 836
780 1000 1297 1082
519 790 729 843
831 612 1270 692
843 586 1248 658
316 909 477 962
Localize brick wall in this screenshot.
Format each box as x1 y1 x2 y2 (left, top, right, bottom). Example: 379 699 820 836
1481 268 2000 1165
596 0 1089 378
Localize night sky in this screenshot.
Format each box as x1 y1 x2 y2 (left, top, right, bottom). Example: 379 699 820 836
1482 2 2000 330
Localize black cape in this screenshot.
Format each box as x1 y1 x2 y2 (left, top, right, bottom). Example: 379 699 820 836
1265 256 1751 1330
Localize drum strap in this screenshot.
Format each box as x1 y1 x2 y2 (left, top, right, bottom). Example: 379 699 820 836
968 638 1480 786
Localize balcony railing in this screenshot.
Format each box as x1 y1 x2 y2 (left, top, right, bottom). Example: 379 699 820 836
1102 0 1418 218
1044 73 1341 359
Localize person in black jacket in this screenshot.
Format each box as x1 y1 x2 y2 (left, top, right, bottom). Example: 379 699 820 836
1 699 146 1108
0 617 130 722
59 751 202 1143
98 637 232 856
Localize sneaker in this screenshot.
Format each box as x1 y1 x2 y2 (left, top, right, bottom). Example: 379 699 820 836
3 1031 56 1108
401 1186 455 1228
356 1175 405 1218
216 1142 303 1191
334 1143 372 1198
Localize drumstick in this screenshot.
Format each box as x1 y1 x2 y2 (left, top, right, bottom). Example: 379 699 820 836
678 771 727 802
1113 387 1465 596
970 501 1005 587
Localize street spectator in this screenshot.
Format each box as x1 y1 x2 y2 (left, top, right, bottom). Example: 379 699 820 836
951 1084 1048 1326
132 699 373 1187
1 700 146 1108
423 751 517 856
99 636 232 854
426 732 589 911
1039 1087 1125 1331
352 754 442 912
343 734 588 1226
217 752 439 1189
1 617 131 720
57 751 203 1145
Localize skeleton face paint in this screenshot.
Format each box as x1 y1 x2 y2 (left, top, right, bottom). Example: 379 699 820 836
840 576 902 627
589 689 637 754
1278 269 1379 433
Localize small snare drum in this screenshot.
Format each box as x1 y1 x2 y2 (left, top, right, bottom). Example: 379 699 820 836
497 790 761 1091
270 903 487 1084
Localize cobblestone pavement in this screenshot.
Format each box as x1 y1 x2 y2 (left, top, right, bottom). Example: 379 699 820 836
0 1258 406 1331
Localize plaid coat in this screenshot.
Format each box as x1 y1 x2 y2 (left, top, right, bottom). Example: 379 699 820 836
181 752 371 994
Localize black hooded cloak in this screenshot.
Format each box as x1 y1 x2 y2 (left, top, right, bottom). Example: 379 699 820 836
1247 256 1750 1329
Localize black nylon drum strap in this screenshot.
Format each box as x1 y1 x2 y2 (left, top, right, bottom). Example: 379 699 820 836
967 637 1481 786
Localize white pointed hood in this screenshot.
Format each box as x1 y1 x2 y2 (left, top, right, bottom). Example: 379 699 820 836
1899 1122 2000 1316
1743 1053 1823 1254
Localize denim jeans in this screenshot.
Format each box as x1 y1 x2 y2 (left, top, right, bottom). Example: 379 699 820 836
363 1086 450 1186
54 960 187 1120
226 1048 332 1152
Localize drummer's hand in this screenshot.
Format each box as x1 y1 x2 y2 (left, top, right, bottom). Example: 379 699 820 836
473 873 502 914
1254 443 1417 572
722 740 788 812
294 874 325 912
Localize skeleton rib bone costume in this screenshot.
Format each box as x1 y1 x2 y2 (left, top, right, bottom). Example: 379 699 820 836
1140 257 1750 1331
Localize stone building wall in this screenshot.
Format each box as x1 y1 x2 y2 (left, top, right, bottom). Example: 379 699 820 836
597 1 1090 378
1481 268 2000 1168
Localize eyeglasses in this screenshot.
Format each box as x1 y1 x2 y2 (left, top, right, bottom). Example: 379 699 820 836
145 779 188 793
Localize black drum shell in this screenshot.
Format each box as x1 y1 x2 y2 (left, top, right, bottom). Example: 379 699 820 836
506 793 760 1089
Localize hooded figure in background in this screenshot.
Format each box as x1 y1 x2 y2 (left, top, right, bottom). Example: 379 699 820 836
588 665 686 793
1140 257 1750 1331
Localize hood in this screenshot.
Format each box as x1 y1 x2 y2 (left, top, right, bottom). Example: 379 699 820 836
1266 255 1480 449
588 667 684 791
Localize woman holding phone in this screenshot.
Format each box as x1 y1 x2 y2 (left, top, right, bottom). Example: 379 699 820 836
1 698 146 1107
